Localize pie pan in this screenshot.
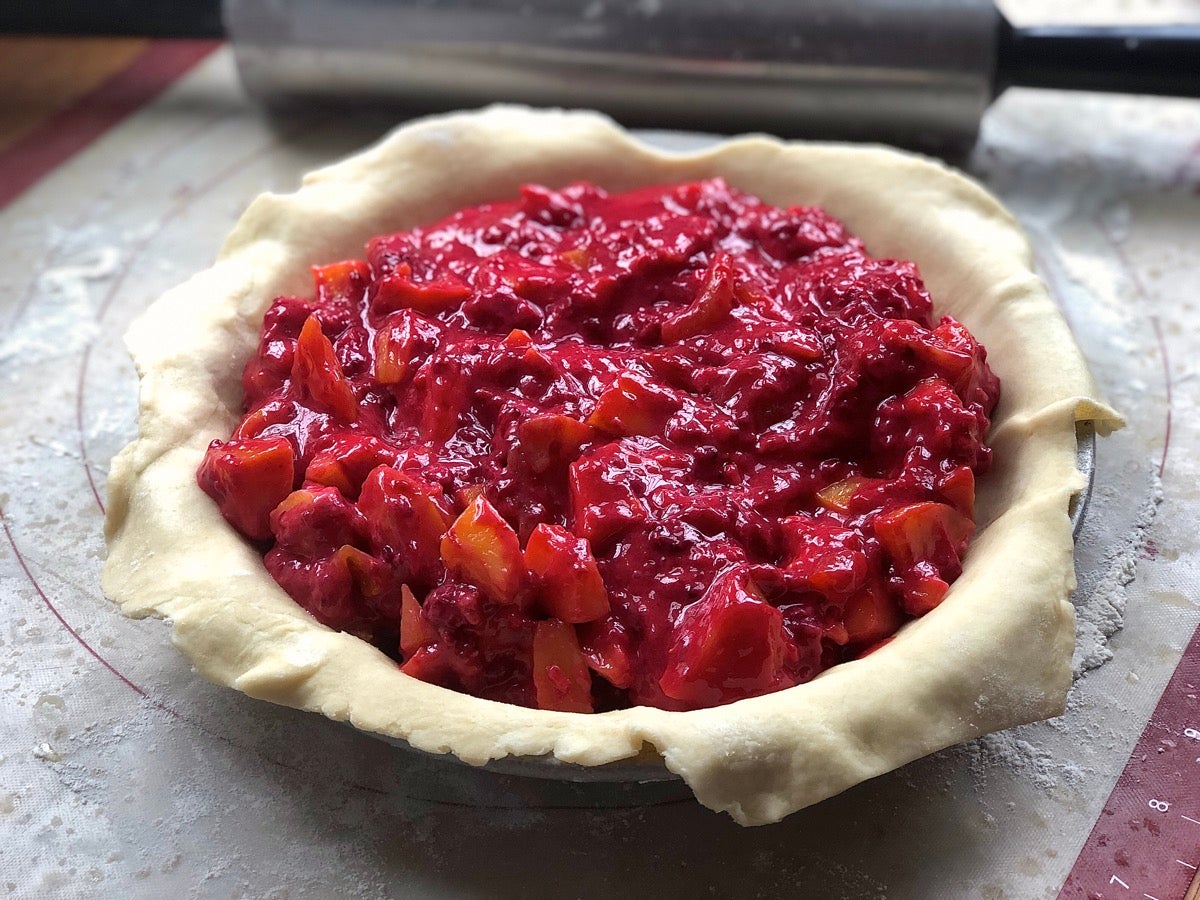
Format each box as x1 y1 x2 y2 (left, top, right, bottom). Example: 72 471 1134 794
103 106 1122 825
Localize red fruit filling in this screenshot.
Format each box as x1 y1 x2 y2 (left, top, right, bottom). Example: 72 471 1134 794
197 179 1000 712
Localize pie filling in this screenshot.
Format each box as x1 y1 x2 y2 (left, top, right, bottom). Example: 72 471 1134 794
197 179 1000 713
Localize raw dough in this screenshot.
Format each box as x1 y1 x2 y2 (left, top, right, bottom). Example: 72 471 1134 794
103 106 1121 826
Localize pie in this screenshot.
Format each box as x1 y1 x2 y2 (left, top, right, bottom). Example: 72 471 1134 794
103 106 1120 825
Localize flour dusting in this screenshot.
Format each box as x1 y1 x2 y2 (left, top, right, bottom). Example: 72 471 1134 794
967 732 1089 791
0 244 121 367
1071 472 1162 677
39 246 121 296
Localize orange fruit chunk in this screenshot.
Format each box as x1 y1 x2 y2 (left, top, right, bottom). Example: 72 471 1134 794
532 620 593 713
525 523 609 623
292 316 358 422
440 494 525 604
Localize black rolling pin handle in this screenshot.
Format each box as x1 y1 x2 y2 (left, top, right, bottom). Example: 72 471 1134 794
0 0 225 39
997 18 1200 99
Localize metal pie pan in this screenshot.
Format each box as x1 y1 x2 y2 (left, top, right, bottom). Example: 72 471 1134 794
370 423 1098 803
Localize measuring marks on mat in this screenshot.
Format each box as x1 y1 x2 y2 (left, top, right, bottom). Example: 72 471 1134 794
1060 624 1200 900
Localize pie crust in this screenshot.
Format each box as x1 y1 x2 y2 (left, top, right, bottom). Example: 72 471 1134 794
103 106 1121 826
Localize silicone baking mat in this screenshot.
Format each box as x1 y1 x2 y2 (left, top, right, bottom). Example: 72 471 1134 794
1 11 1198 898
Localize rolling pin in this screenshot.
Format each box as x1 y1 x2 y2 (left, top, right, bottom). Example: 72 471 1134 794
4 0 1199 151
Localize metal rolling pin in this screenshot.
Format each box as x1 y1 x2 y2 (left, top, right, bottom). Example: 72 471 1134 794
5 0 1200 151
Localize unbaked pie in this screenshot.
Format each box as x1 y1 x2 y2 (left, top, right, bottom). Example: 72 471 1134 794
104 107 1119 825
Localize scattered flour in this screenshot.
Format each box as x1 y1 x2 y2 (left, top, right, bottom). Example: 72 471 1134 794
967 733 1089 791
38 246 121 301
1071 473 1163 677
958 467 1163 795
0 245 121 366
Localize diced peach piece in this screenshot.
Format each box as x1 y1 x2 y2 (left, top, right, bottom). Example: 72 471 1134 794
807 551 865 597
532 620 594 713
399 584 436 658
525 523 609 623
568 455 644 546
197 436 295 542
841 584 903 645
231 399 296 441
454 483 485 511
420 360 468 441
373 311 441 385
271 488 313 519
513 414 596 476
910 337 973 381
440 494 525 604
661 254 736 342
400 644 453 683
904 576 950 616
334 545 389 600
358 467 452 582
292 316 358 422
559 247 590 270
372 270 470 316
372 334 408 386
520 346 557 380
577 618 632 689
816 476 867 513
779 516 867 597
874 501 973 616
586 371 681 437
503 329 533 347
824 621 850 646
659 570 787 707
937 466 975 518
874 501 974 569
305 460 354 499
907 319 976 384
312 259 371 307
305 435 395 499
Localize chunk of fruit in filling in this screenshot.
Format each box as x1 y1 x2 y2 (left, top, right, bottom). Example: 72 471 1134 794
198 179 1000 712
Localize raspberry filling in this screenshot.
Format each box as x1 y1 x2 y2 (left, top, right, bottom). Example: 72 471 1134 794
198 179 1000 713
